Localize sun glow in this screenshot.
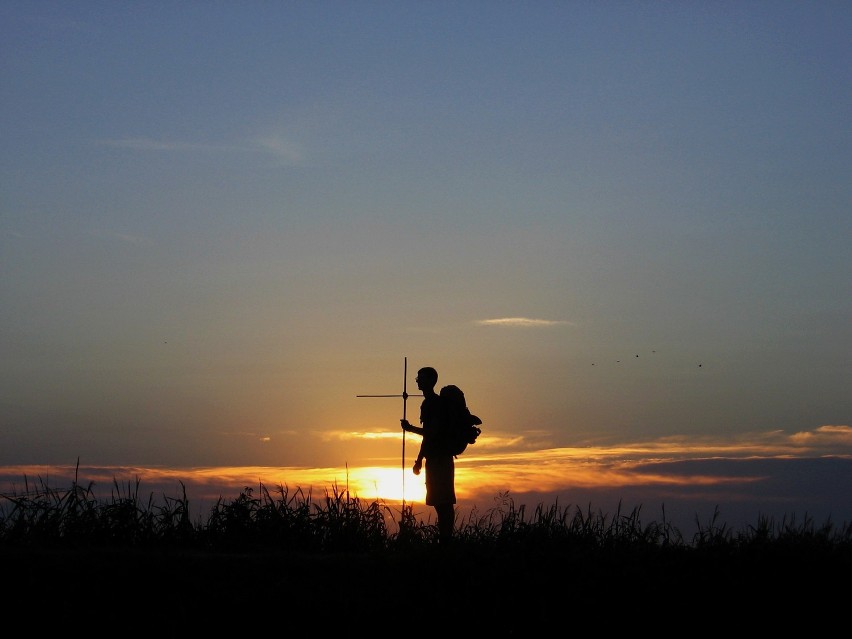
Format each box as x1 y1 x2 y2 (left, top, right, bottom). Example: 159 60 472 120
345 466 427 504
4 425 849 525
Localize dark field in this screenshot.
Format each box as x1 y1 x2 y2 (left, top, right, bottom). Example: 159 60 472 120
3 476 848 634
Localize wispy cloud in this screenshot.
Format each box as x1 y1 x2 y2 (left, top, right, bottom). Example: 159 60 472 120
325 425 852 459
322 430 401 442
221 429 274 444
97 137 203 152
789 424 852 447
253 133 303 164
475 317 573 328
88 229 149 245
96 134 303 165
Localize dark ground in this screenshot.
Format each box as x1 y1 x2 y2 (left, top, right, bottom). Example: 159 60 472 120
4 541 847 634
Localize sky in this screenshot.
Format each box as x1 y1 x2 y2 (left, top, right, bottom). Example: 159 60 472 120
1 1 850 537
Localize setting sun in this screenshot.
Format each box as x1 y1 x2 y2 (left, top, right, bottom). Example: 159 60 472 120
346 466 427 504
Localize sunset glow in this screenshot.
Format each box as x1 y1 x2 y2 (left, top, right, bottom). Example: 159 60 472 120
3 424 849 535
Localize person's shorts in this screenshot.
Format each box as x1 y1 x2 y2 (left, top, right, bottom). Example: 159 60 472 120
425 454 456 506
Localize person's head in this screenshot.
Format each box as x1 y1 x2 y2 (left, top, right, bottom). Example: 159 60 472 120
416 367 438 391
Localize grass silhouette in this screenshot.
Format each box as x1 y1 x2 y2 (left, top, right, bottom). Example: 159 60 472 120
2 468 849 634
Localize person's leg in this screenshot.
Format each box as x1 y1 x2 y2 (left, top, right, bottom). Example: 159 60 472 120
425 456 456 542
435 503 454 542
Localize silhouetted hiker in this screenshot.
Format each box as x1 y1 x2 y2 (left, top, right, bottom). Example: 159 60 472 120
401 366 455 542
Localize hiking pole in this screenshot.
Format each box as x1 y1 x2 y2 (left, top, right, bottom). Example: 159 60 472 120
357 356 422 511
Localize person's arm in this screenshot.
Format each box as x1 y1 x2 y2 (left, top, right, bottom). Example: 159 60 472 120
400 419 424 435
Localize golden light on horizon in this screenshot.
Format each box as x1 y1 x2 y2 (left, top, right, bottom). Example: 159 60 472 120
3 425 849 514
344 466 427 504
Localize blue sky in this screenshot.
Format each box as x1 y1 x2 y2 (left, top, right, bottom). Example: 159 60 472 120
1 1 850 533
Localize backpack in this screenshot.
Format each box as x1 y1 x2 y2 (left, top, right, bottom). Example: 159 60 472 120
439 384 482 457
